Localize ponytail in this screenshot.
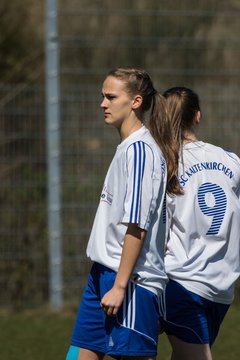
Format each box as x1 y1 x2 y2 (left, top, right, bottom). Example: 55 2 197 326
149 93 182 195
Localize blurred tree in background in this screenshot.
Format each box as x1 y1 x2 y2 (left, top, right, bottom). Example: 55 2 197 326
0 0 239 87
0 0 44 84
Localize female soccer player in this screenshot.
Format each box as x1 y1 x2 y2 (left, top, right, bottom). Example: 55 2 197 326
159 87 240 360
66 67 181 360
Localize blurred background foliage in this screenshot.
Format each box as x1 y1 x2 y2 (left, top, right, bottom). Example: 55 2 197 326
0 0 44 84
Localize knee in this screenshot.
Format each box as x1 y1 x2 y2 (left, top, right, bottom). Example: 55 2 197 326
66 345 80 360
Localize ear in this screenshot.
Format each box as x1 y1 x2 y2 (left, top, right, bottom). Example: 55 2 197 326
195 111 201 124
132 95 143 110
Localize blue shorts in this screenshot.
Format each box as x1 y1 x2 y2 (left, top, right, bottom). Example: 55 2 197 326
159 279 229 346
70 262 160 359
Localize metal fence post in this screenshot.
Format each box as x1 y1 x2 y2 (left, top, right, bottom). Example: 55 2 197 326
45 0 63 309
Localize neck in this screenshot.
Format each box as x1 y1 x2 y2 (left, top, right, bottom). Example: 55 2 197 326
119 118 143 141
183 131 198 144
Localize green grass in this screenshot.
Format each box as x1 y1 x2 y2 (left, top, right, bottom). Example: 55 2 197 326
0 302 239 360
211 302 240 360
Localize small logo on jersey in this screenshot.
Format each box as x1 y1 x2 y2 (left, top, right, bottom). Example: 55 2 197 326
108 336 114 347
100 185 113 205
161 155 166 176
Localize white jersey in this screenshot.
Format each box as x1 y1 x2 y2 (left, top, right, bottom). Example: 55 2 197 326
87 126 168 293
165 141 240 304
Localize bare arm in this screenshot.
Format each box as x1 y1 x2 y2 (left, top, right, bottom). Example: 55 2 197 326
100 223 146 316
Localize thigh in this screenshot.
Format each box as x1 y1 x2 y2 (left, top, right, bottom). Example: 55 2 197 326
78 348 104 360
168 335 212 360
122 357 156 360
66 346 104 360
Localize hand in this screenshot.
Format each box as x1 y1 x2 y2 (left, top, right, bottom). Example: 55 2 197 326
100 285 125 316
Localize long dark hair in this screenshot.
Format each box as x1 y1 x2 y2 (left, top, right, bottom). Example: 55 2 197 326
163 86 201 156
107 67 181 195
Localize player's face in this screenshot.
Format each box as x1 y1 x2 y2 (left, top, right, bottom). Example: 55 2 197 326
101 76 134 129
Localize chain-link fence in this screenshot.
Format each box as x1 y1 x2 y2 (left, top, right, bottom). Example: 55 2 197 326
0 1 240 309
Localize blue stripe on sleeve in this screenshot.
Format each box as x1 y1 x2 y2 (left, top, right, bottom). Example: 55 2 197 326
129 141 146 223
130 143 137 222
142 141 146 180
134 142 142 222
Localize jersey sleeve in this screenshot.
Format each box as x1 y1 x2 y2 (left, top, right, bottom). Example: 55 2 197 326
225 150 240 195
122 141 162 230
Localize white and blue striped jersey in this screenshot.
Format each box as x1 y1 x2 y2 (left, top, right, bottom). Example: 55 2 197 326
87 126 168 293
165 141 240 304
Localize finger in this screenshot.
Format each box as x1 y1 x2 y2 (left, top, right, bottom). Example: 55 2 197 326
101 305 109 312
102 305 114 316
106 306 113 316
101 304 110 314
112 307 119 316
100 300 108 309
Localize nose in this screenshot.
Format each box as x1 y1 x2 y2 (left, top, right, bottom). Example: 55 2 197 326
100 97 107 108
